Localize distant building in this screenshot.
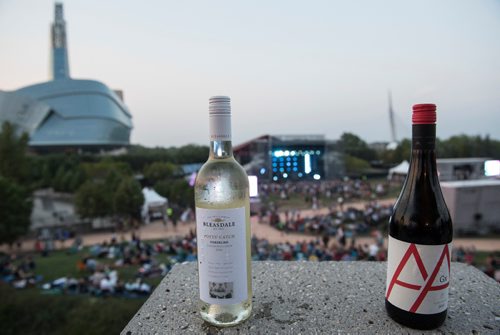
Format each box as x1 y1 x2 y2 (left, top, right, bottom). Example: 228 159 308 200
0 3 132 153
368 141 390 153
437 158 489 181
31 189 79 232
441 179 500 235
387 158 491 182
31 189 116 233
234 134 344 182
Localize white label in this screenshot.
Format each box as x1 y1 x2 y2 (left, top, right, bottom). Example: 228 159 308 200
386 236 452 314
196 207 247 305
209 114 231 141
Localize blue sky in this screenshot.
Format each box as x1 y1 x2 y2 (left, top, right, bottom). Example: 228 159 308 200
1 0 499 147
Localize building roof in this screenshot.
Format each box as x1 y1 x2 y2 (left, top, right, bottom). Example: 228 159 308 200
388 160 409 177
437 158 489 164
233 134 270 152
2 79 133 148
440 179 500 188
0 91 52 135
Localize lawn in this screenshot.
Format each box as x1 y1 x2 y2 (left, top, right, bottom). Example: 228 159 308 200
22 247 166 287
0 243 174 334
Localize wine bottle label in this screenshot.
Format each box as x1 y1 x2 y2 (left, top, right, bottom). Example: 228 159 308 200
386 236 452 314
209 114 231 141
196 207 248 305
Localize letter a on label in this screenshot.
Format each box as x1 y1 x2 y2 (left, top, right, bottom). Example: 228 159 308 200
386 237 451 314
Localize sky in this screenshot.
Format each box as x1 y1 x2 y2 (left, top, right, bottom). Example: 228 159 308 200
1 0 499 147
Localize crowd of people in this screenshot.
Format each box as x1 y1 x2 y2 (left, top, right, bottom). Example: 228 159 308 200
42 231 201 297
2 227 499 298
0 254 40 289
264 201 393 237
251 235 386 262
1 232 196 297
256 179 394 239
259 179 388 205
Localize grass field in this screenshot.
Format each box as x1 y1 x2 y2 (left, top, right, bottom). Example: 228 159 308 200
0 244 170 335
28 248 167 287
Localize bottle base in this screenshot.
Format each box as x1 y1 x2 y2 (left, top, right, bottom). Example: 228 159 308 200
200 301 252 327
385 299 446 330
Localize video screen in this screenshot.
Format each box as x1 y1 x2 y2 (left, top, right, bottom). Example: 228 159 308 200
248 175 258 197
271 145 324 181
485 160 500 177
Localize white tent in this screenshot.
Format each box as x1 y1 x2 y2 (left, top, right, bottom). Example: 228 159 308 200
388 160 410 180
141 187 168 223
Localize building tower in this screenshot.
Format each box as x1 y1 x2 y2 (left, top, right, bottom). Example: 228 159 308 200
388 91 397 143
51 3 70 79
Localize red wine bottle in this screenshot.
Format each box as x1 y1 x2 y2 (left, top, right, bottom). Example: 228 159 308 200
385 104 453 330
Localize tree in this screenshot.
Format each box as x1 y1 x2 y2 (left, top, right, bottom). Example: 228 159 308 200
74 181 112 219
390 138 411 164
53 166 67 191
154 178 194 208
114 177 144 222
143 162 178 184
0 122 32 245
82 160 132 182
176 144 209 164
437 134 500 158
167 179 194 208
28 153 91 191
74 161 135 221
68 167 86 192
344 155 371 175
0 176 32 245
337 132 377 162
0 122 29 184
153 179 171 199
117 144 208 172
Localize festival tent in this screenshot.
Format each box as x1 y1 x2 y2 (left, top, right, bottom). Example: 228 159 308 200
141 187 168 223
388 160 409 180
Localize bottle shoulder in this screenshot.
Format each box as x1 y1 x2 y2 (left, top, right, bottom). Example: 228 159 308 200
197 157 249 185
195 157 249 208
390 190 453 244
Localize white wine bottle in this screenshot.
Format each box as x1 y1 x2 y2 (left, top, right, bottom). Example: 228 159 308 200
194 96 252 327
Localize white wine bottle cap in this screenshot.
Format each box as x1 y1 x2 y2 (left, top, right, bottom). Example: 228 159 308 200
209 96 231 115
209 96 231 141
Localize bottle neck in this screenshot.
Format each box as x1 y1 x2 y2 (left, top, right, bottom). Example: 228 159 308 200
208 110 232 159
209 140 233 159
411 124 435 150
408 124 439 182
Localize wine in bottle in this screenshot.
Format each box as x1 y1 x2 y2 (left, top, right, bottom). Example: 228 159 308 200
385 103 453 329
194 96 252 327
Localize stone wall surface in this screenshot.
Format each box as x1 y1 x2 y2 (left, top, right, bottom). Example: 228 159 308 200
122 261 499 334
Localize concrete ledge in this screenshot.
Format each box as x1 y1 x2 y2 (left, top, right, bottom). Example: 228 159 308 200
122 262 499 334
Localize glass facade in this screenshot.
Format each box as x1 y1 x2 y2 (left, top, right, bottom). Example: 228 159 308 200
6 79 133 150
